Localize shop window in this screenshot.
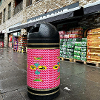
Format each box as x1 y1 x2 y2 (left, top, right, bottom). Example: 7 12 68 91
0 12 2 25
14 0 23 15
8 2 11 19
3 8 6 23
0 0 2 6
26 0 32 7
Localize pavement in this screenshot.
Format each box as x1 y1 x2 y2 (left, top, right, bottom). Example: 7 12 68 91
0 48 100 100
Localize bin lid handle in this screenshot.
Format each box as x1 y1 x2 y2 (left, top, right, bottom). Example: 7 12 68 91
29 24 40 33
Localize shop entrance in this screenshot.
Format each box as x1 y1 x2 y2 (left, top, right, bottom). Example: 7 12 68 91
0 33 4 47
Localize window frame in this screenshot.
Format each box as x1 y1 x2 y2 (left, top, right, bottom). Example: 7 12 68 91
3 8 6 23
0 12 2 25
8 2 11 19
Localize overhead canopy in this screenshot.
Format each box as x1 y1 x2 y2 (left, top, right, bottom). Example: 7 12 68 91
84 1 100 14
9 6 83 32
9 1 100 32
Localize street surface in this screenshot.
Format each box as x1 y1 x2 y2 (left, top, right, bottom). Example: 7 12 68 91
0 48 100 100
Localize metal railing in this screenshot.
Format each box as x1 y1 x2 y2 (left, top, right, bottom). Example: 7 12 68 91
14 1 23 15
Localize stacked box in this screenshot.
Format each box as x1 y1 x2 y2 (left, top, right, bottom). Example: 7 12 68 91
59 27 83 59
66 39 74 58
87 28 100 62
62 39 68 58
74 38 87 61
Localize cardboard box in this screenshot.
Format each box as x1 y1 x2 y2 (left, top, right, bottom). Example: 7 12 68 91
87 42 100 47
59 31 66 35
66 31 71 34
75 27 83 31
60 35 64 39
87 55 100 60
87 34 100 39
64 35 69 39
69 34 82 38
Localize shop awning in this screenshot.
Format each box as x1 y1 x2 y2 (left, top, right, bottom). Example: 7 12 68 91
84 1 100 14
9 6 82 32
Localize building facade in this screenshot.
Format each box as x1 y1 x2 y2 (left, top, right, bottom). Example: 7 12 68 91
0 0 98 47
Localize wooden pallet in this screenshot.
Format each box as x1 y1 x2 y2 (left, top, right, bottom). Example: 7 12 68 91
74 59 86 64
60 57 73 62
60 57 64 60
86 61 100 67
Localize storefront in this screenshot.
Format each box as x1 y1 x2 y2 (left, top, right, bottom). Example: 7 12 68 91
9 1 100 62
8 23 22 51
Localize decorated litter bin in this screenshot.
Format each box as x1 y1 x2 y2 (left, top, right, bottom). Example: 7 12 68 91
27 23 60 100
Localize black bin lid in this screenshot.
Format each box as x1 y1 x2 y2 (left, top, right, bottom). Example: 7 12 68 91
27 23 59 49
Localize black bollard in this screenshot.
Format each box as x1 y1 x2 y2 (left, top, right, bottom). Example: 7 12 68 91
27 23 60 100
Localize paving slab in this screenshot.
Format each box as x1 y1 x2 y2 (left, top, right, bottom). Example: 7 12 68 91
0 48 100 100
0 70 26 80
2 90 25 100
0 95 3 100
0 75 27 93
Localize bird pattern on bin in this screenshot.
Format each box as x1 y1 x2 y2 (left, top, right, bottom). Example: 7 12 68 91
27 49 60 89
